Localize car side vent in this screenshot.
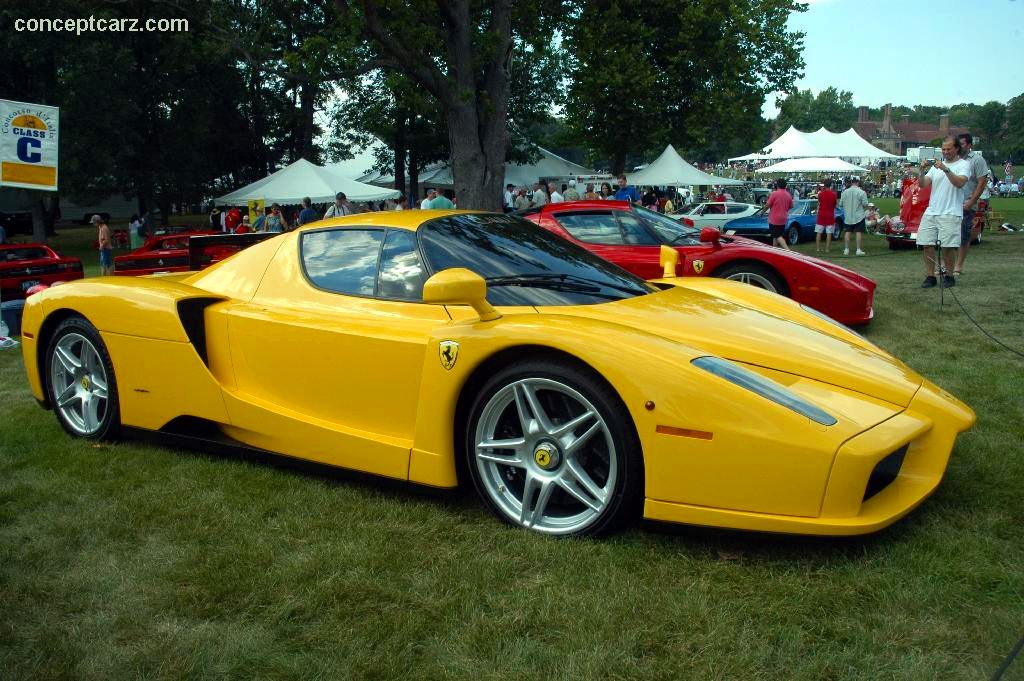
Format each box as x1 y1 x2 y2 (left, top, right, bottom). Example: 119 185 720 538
176 297 223 367
863 444 909 502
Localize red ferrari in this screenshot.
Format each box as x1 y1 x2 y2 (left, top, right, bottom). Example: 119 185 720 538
1 243 84 300
521 201 876 325
114 232 234 276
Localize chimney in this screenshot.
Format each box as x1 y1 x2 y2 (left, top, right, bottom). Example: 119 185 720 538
858 106 869 122
882 104 892 130
939 114 950 135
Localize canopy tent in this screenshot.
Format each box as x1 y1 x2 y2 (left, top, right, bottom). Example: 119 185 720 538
628 144 745 187
754 157 868 174
214 158 399 206
729 126 901 161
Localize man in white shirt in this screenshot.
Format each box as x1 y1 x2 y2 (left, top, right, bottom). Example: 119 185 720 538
420 189 436 210
323 192 354 218
531 182 548 207
838 177 868 256
503 184 515 212
547 182 564 203
917 137 969 288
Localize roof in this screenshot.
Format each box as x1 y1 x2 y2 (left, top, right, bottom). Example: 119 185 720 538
214 158 400 206
630 145 745 186
296 209 477 233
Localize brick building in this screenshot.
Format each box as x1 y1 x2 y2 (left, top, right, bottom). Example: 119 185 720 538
853 104 972 156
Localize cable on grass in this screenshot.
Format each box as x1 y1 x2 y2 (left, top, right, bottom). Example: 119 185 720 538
991 635 1024 680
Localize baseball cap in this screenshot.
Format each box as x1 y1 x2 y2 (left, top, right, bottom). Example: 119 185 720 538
90 214 103 224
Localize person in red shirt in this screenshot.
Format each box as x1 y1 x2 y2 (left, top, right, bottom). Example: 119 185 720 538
224 206 242 233
815 178 838 253
765 178 794 250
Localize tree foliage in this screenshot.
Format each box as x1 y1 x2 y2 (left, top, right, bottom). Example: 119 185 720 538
775 87 856 134
563 0 806 174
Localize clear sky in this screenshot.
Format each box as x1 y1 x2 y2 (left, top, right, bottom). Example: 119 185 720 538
763 0 1024 118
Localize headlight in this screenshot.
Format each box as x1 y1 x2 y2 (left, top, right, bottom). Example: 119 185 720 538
800 303 864 339
691 356 837 426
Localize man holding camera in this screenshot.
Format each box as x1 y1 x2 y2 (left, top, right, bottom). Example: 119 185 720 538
917 137 969 289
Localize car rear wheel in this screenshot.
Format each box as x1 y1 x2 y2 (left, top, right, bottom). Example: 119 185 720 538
45 316 120 440
715 262 787 295
787 223 801 246
465 359 642 537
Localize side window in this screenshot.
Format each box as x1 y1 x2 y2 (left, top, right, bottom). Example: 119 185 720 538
615 213 659 245
706 204 725 214
378 229 426 300
302 228 384 296
556 212 628 244
726 204 747 214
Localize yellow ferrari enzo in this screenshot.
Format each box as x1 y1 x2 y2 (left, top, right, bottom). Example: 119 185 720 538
20 211 974 537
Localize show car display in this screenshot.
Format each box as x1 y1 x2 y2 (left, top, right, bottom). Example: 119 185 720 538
114 232 249 276
521 200 875 325
673 201 761 230
1 243 84 301
724 199 845 245
20 210 974 538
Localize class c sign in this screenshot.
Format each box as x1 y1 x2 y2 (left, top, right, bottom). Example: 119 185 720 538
1 99 59 191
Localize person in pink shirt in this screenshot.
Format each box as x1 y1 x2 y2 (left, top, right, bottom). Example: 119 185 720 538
765 178 794 250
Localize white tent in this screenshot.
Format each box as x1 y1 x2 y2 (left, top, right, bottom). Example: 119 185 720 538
730 126 900 161
503 146 596 188
214 159 399 206
628 144 745 187
754 157 868 174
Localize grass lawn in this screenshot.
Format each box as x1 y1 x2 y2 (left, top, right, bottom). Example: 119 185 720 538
2 215 1023 680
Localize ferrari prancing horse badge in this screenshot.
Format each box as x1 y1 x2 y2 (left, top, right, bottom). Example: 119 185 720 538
692 259 704 274
439 340 459 370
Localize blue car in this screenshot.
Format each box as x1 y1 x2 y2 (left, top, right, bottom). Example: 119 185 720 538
722 199 845 245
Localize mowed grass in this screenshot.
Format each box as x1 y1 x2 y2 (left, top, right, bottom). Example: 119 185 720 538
1 213 1024 680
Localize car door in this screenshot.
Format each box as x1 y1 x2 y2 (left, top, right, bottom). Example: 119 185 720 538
548 210 663 279
224 227 448 479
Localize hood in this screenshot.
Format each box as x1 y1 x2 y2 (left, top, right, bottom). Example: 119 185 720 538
543 286 919 407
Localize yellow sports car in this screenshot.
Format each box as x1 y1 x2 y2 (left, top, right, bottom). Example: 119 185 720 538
20 211 974 537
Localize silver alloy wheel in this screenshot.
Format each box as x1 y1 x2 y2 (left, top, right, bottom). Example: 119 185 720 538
49 332 109 436
725 271 778 292
474 377 617 535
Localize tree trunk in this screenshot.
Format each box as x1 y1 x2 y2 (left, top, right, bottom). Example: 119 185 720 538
394 110 407 197
29 194 47 243
409 142 419 207
44 193 58 236
299 81 316 160
611 148 627 177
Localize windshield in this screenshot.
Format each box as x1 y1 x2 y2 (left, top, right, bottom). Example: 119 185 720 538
633 206 701 245
2 247 49 261
419 213 654 306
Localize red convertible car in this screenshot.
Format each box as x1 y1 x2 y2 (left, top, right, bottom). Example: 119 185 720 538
521 201 876 325
1 243 83 300
114 232 235 276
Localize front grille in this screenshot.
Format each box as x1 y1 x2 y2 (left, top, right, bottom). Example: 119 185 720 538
863 444 909 501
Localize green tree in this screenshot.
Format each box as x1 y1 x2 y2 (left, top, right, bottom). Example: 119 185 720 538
776 87 856 133
564 0 805 175
973 100 1006 155
998 93 1024 162
334 0 565 210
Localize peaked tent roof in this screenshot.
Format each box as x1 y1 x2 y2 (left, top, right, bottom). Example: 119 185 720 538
754 157 869 174
628 145 745 186
729 126 901 161
214 159 400 206
503 146 596 188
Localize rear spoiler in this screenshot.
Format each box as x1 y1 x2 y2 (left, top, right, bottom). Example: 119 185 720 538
187 233 276 271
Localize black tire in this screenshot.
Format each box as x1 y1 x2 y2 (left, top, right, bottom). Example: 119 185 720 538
713 261 788 295
787 223 801 246
888 239 899 250
44 315 121 441
464 357 643 537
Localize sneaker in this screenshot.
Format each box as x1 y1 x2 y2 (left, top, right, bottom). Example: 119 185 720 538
942 275 956 288
843 248 849 256
921 276 937 288
856 249 866 256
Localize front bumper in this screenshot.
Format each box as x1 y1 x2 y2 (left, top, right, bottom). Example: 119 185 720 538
644 379 974 535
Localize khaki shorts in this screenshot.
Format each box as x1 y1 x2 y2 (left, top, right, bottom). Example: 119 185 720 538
917 214 961 248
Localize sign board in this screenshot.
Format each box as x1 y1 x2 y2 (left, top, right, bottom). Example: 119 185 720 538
0 99 59 191
247 199 265 223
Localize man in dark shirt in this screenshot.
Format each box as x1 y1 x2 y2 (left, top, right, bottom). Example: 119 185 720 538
297 197 318 226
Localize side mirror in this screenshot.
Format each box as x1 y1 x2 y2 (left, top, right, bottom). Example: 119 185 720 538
699 227 721 244
659 245 679 278
422 268 501 321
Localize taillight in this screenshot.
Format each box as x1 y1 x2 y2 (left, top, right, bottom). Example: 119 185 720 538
683 217 695 227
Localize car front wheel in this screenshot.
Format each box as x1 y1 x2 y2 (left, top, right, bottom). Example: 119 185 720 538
787 223 801 246
45 316 121 440
465 359 642 537
714 262 787 295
